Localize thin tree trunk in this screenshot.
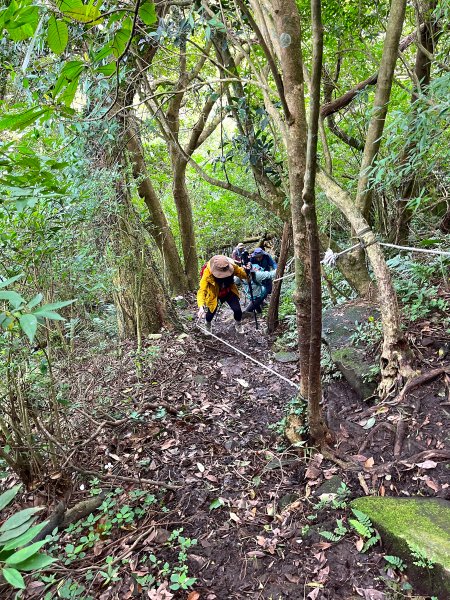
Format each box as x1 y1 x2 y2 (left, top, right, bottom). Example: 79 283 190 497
267 222 292 333
356 0 407 219
301 0 328 443
270 0 310 400
317 170 414 396
395 0 438 244
124 120 188 294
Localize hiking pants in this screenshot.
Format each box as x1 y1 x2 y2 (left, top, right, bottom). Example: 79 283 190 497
206 292 242 323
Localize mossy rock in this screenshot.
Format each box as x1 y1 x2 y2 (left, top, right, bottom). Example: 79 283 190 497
274 351 298 363
351 496 450 598
331 347 377 399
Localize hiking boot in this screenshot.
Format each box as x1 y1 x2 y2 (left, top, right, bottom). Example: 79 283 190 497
235 320 244 334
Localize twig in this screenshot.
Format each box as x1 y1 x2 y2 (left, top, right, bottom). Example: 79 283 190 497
358 422 396 454
393 419 407 458
70 465 180 491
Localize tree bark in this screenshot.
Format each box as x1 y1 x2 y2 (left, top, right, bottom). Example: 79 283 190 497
356 0 407 220
301 0 328 443
124 119 188 294
110 178 179 338
267 221 292 333
316 170 414 396
270 0 310 400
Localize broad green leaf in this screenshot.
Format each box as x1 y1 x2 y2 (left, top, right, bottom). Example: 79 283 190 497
0 485 22 512
0 507 44 533
34 310 65 321
47 16 69 55
53 60 84 96
2 521 48 551
0 274 24 289
13 552 56 571
0 107 51 132
0 517 36 543
19 314 38 342
111 27 131 58
59 0 101 24
5 540 47 565
5 5 38 41
26 293 43 310
139 1 157 26
0 290 25 309
96 63 116 76
93 43 112 62
35 299 75 311
209 498 225 510
2 567 25 589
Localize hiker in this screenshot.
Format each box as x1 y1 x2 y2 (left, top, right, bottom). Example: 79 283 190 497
197 255 248 334
236 263 276 315
250 247 277 294
231 242 248 265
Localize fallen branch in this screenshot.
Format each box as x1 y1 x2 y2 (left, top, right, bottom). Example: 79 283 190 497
393 419 407 458
358 422 396 454
70 465 181 491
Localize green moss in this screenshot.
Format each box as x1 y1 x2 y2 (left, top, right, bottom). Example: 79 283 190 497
351 497 450 597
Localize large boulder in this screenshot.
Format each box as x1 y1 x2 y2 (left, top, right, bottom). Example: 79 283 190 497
351 496 450 598
322 300 380 399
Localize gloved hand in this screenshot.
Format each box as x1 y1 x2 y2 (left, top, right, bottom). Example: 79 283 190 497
197 306 206 319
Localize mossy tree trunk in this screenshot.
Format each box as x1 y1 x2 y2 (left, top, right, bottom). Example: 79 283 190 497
110 178 179 339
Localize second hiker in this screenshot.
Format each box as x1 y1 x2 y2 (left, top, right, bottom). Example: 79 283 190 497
197 255 248 334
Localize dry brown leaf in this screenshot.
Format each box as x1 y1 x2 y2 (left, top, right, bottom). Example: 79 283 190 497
355 538 364 551
424 477 440 492
355 588 386 600
187 593 200 600
364 457 375 469
416 460 437 469
160 438 177 450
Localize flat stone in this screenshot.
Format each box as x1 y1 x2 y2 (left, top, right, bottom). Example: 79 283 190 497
331 347 377 400
351 496 450 598
274 351 299 363
315 475 344 497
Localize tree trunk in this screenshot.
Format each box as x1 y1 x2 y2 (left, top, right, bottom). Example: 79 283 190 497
270 0 310 401
110 178 179 338
267 221 292 333
170 155 199 290
317 170 414 396
301 0 328 444
124 120 188 294
395 0 438 244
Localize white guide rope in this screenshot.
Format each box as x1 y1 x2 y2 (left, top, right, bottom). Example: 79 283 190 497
196 323 299 390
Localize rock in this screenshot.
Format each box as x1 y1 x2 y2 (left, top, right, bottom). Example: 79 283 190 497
351 496 450 598
274 351 299 363
322 301 380 399
147 333 162 340
315 475 344 497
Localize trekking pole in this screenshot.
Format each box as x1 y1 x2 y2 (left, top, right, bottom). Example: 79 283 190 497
245 267 259 330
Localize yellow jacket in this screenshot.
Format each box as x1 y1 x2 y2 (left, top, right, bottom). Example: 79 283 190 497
197 262 247 312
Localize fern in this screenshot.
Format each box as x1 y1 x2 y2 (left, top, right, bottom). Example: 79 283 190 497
384 555 406 572
351 509 373 529
349 519 371 538
407 542 435 569
319 530 344 542
362 534 380 553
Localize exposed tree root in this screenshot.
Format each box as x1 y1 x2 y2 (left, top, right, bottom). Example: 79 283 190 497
393 419 407 458
358 422 396 454
392 365 450 404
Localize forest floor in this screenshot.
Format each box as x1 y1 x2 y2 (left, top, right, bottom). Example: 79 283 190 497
2 298 450 600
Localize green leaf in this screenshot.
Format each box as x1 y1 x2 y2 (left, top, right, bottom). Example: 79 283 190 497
0 107 51 132
0 507 44 533
13 552 56 571
2 567 25 589
111 27 131 58
0 484 22 511
26 293 43 310
96 63 116 76
2 521 48 551
0 274 24 289
6 5 39 41
363 416 376 430
139 1 157 26
34 310 65 321
59 0 101 24
5 540 48 565
35 299 75 311
209 498 225 510
0 290 25 309
0 517 36 543
19 314 38 342
47 16 69 55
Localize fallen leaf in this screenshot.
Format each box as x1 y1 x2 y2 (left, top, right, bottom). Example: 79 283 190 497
187 593 200 600
307 588 321 600
160 438 177 450
424 477 440 492
416 460 437 469
355 588 386 600
363 417 376 430
197 462 205 473
355 537 364 551
364 457 375 469
229 512 241 523
236 378 249 388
